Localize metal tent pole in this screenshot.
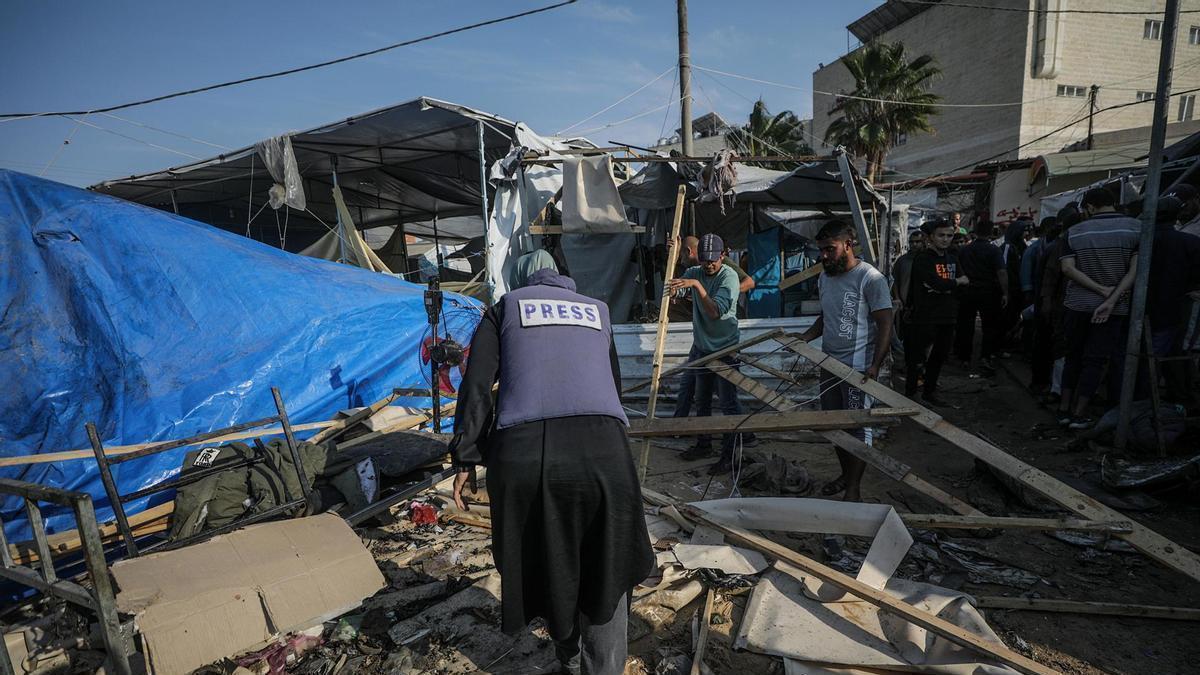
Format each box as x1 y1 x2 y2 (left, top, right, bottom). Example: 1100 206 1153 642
1117 0 1180 449
477 121 493 303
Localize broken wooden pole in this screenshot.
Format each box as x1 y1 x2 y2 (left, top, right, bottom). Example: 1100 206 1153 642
900 514 1134 534
308 389 401 446
628 408 914 437
778 335 1200 585
638 185 687 482
666 499 1058 675
690 588 716 675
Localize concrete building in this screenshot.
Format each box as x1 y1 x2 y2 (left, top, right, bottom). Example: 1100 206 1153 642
811 0 1200 180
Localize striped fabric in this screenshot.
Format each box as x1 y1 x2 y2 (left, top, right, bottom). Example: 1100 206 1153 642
1060 213 1141 315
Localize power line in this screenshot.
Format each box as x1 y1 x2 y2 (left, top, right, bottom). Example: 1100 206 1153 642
64 115 204 160
941 85 1200 175
572 97 687 136
556 65 675 136
98 112 233 151
896 0 1200 15
0 0 577 120
695 64 1058 109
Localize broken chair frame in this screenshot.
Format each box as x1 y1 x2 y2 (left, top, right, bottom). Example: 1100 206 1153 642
86 386 314 557
0 479 132 675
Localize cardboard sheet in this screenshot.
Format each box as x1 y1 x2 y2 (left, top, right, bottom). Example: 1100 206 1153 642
113 514 384 674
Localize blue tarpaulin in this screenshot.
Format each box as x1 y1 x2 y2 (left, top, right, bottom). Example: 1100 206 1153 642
0 170 482 540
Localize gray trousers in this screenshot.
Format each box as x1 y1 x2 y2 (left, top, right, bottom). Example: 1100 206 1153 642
554 592 629 675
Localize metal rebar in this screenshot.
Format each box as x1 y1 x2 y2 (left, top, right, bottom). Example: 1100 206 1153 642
86 423 139 557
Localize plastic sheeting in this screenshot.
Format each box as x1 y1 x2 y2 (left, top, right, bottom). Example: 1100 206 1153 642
0 170 482 539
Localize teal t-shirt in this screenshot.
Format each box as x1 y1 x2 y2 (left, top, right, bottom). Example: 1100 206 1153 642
683 265 740 353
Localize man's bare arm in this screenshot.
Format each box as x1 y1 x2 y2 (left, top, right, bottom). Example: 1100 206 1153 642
867 308 893 379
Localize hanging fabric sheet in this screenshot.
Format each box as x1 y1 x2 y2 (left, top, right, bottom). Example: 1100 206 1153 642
561 155 629 233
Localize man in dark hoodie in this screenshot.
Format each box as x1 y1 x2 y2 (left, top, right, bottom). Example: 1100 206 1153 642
904 219 970 405
1000 218 1030 348
450 265 654 675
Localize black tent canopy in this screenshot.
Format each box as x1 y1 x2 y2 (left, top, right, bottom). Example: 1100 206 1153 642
92 98 520 250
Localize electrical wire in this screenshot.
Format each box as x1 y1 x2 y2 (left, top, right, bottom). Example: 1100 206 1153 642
895 1 1200 15
695 64 1058 109
658 66 681 143
555 65 676 136
62 115 203 160
38 117 86 177
572 97 687 136
0 0 578 120
98 112 233 151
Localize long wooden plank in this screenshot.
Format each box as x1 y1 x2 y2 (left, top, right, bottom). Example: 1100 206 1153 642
668 499 1057 675
621 329 789 394
308 390 401 446
713 366 983 518
779 335 1200 585
638 185 687 482
9 502 174 565
900 514 1134 534
690 589 716 675
973 596 1200 621
629 409 911 437
0 420 336 468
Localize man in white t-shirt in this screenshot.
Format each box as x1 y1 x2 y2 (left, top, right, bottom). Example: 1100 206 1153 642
798 220 894 501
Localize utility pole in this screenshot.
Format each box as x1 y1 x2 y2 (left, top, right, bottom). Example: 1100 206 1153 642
1086 84 1099 150
677 0 693 156
1116 0 1179 449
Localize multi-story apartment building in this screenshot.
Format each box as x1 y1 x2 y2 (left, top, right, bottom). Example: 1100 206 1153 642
810 0 1200 180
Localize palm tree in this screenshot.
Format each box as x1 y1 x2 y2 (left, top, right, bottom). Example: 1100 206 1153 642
824 40 941 183
726 100 813 167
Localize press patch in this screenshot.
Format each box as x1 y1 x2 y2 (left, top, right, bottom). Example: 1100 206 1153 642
192 447 221 467
518 299 602 330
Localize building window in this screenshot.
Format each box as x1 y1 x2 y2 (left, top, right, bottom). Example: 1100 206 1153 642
1057 84 1087 98
1137 91 1155 103
1191 26 1200 45
1179 94 1195 121
1145 19 1162 40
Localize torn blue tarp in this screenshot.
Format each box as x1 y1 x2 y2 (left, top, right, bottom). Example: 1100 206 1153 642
0 170 482 540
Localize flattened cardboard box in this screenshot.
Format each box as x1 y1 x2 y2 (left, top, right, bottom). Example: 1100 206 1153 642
112 513 384 674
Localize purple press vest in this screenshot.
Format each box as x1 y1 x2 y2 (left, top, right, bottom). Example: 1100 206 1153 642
496 270 628 429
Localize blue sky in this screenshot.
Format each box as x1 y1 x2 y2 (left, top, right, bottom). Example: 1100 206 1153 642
0 1 878 187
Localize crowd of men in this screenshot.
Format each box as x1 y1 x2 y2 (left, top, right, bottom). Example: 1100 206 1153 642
891 186 1200 433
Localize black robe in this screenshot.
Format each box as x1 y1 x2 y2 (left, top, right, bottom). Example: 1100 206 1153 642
448 305 655 640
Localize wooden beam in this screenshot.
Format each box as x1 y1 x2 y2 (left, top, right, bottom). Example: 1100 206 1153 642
628 408 913 437
9 502 174 565
521 154 823 165
308 390 401 446
0 420 337 468
639 185 688 482
778 335 1200 585
529 224 646 235
621 329 789 394
528 187 563 230
712 365 983 518
900 514 1134 534
973 596 1200 622
778 262 822 292
690 589 716 675
675 502 1058 675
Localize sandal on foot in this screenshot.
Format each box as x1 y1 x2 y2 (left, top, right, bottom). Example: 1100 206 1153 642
820 477 848 496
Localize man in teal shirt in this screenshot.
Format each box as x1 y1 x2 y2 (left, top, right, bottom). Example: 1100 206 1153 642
667 234 746 474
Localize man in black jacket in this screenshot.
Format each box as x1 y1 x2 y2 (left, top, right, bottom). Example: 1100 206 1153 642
904 219 970 405
955 219 1008 373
